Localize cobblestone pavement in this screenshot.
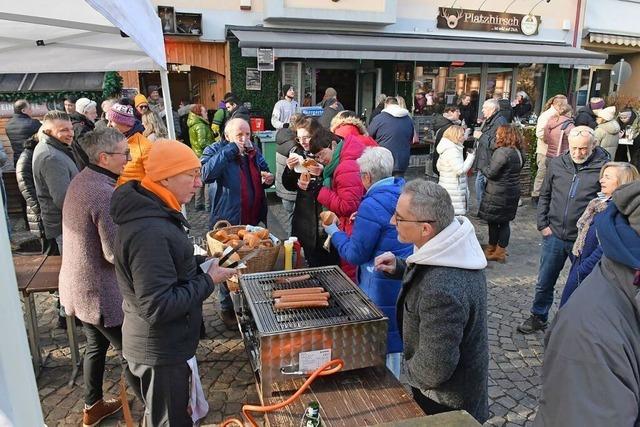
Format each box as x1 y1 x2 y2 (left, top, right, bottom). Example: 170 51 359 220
10 168 568 426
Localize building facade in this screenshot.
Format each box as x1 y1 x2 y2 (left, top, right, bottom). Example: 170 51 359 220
144 0 605 124
580 0 640 103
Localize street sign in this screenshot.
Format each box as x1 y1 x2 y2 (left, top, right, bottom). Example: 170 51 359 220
612 59 632 88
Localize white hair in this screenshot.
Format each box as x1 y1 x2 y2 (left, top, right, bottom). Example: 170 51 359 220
357 147 394 183
483 99 500 114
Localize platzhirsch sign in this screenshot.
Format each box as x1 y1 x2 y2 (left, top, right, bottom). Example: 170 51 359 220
437 7 540 36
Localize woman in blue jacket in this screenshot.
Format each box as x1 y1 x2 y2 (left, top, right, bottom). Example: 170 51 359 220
560 162 639 307
323 146 413 378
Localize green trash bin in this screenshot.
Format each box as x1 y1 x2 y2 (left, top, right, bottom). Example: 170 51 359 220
254 130 277 193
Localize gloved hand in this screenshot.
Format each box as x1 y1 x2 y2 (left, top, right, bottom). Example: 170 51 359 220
323 222 340 236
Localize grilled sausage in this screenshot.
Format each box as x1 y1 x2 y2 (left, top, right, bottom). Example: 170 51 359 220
274 300 330 310
277 292 330 303
272 287 324 298
274 274 312 285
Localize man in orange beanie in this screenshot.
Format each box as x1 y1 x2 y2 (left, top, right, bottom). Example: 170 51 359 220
110 140 236 426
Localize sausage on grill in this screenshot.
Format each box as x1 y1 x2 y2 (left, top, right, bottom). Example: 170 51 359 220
273 300 330 310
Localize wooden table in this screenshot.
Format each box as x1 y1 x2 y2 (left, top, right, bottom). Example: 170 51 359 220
263 366 425 426
13 255 81 386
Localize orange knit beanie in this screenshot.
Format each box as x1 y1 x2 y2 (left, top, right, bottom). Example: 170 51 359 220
145 140 201 181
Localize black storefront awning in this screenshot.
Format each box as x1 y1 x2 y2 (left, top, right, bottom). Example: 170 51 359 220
0 72 105 93
231 28 606 66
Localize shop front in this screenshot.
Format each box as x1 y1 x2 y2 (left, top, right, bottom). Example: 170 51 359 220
229 26 605 125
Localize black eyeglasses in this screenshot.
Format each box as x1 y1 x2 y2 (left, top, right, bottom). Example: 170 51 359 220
392 211 436 223
296 136 311 143
105 150 131 160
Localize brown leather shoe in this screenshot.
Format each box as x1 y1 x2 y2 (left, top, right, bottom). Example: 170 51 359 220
82 398 122 427
487 246 507 263
220 309 238 330
483 244 496 259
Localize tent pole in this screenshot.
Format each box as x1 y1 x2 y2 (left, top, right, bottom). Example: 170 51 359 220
0 196 45 426
160 68 176 140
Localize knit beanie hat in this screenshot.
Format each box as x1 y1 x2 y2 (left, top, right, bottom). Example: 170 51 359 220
145 139 201 182
590 98 606 110
75 97 96 115
134 94 149 108
282 84 293 96
106 103 136 127
594 106 617 122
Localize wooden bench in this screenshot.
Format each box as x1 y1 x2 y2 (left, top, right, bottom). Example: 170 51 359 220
13 254 81 386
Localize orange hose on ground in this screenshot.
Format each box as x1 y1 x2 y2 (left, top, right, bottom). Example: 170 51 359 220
220 358 344 427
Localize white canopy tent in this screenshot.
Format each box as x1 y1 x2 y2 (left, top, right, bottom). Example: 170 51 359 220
0 1 169 425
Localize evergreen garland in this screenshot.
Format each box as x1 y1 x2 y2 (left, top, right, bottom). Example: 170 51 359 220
102 71 123 98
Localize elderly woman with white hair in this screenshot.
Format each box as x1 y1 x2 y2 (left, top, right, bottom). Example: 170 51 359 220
513 91 532 121
70 97 98 169
323 146 413 378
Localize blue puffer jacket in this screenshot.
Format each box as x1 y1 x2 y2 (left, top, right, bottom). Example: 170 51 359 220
330 177 413 353
201 140 270 227
560 204 608 307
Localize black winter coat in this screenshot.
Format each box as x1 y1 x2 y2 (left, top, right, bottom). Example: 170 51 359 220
282 146 339 267
474 113 508 171
574 105 598 129
497 99 514 123
537 147 610 241
70 112 95 170
5 113 41 166
110 181 215 366
15 137 44 237
458 104 477 129
479 147 524 223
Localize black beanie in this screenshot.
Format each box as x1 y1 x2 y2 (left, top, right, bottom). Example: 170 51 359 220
282 84 293 96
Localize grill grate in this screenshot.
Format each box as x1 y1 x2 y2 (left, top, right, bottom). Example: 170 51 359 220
240 266 385 334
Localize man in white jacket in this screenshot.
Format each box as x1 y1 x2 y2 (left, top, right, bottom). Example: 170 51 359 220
531 94 567 205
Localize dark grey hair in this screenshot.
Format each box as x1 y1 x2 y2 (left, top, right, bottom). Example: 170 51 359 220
14 99 29 114
357 147 393 183
80 127 126 164
43 110 70 123
403 179 454 233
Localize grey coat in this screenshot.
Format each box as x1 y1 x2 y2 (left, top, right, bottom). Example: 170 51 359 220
393 258 489 423
536 257 640 427
32 134 79 239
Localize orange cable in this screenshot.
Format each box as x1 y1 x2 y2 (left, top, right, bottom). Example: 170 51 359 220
220 358 344 427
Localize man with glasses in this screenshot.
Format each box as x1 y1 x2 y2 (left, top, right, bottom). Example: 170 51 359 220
518 126 610 334
58 127 140 426
111 140 237 426
374 179 489 423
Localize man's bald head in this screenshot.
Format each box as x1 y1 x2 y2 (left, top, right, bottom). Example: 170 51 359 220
224 118 251 143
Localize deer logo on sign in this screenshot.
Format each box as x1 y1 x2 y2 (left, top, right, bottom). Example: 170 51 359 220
440 8 464 29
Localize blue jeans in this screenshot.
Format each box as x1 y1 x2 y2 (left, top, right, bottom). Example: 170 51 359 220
475 172 487 208
531 234 574 321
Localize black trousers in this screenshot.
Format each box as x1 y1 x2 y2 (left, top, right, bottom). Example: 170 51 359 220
82 321 142 406
128 360 192 427
411 387 455 416
487 221 511 247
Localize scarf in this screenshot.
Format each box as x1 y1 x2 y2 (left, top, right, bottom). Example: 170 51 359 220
239 149 265 225
572 193 610 257
322 141 343 188
140 175 182 212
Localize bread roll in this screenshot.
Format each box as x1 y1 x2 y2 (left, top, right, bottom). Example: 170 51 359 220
238 229 247 238
227 239 242 247
319 211 337 226
243 232 261 248
226 234 239 241
255 228 269 239
302 158 319 169
300 171 311 184
213 229 228 242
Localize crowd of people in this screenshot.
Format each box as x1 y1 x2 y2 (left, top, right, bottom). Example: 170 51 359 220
3 82 640 426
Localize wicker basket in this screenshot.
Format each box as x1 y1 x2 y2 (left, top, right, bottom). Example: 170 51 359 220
206 220 281 273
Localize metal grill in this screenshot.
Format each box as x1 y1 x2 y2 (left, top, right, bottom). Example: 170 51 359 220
240 266 385 334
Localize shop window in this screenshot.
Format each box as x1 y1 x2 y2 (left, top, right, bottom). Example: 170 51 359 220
516 64 545 114
413 63 483 115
